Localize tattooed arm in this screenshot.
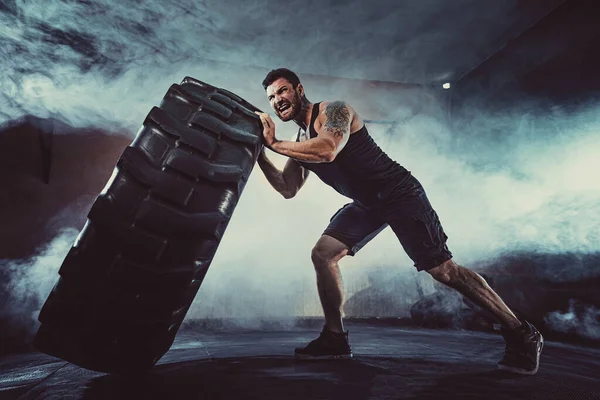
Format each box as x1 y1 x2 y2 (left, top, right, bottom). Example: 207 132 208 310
255 101 355 163
313 101 353 158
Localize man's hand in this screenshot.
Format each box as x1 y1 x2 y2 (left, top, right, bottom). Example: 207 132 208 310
254 103 351 163
255 112 277 147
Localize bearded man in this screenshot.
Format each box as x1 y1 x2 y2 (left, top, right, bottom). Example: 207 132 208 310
254 68 543 375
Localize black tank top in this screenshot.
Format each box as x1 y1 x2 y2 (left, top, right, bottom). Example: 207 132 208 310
296 102 410 207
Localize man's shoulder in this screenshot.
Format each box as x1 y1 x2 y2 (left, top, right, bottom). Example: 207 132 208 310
319 100 351 109
317 100 355 117
317 101 359 126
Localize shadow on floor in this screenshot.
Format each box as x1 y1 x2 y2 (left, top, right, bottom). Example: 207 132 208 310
81 356 381 400
76 356 559 400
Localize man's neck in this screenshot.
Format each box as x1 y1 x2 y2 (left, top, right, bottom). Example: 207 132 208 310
293 98 313 131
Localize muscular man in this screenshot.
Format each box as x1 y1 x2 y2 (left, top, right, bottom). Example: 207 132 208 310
254 68 543 375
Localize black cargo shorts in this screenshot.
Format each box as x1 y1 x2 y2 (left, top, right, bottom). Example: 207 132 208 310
322 175 453 271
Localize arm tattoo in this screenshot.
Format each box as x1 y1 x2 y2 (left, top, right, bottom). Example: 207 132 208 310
324 101 350 138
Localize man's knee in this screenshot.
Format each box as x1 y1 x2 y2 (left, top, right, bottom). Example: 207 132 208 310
426 259 460 285
311 236 349 270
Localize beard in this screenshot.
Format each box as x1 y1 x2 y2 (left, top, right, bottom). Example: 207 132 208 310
275 91 302 122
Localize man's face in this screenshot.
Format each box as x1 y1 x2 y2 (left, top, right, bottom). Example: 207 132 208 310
266 77 303 122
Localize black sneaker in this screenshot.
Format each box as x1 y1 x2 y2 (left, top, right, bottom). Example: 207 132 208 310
294 328 353 360
497 320 544 375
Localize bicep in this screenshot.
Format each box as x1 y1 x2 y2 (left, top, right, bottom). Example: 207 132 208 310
282 158 310 194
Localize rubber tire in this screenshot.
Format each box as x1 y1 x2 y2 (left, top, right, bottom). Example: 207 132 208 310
33 77 264 374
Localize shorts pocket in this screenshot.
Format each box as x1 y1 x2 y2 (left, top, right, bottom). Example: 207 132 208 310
413 209 448 249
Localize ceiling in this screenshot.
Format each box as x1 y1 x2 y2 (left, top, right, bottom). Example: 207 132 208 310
210 0 567 84
1 0 566 85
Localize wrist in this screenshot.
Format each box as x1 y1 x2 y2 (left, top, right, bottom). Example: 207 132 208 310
269 138 281 151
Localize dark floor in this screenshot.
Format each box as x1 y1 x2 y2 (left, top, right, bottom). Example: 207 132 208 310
1 323 599 400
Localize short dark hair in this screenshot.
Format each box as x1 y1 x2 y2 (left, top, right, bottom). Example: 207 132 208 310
262 68 301 90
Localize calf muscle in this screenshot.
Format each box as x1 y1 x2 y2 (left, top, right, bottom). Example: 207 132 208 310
429 261 521 330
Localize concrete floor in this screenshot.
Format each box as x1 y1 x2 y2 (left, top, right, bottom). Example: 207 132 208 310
1 323 599 400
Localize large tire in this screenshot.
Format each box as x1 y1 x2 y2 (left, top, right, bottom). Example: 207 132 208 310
33 77 264 374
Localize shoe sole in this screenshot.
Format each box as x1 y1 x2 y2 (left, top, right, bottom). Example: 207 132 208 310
497 334 544 375
294 353 353 361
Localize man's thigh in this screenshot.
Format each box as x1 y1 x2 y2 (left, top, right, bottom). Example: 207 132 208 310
376 175 453 271
323 202 387 256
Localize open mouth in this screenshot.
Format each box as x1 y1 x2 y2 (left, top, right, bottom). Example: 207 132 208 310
278 103 291 114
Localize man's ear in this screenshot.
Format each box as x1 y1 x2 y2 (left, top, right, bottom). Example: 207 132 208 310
297 83 304 97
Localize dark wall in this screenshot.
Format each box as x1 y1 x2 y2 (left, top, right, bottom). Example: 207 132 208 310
0 119 131 259
450 0 600 113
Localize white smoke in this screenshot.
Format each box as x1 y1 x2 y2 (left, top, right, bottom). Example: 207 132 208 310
379 104 600 261
1 228 77 332
545 300 600 340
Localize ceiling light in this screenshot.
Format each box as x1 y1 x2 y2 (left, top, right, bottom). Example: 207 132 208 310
442 83 451 89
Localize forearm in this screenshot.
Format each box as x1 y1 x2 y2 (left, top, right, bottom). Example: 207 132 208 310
271 138 335 163
257 151 289 195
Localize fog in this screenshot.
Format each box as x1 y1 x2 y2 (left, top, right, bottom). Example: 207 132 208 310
0 0 597 337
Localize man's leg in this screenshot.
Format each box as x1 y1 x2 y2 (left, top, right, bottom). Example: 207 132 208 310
381 175 543 374
294 235 352 360
310 235 350 334
426 259 521 329
294 202 386 360
426 259 544 375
